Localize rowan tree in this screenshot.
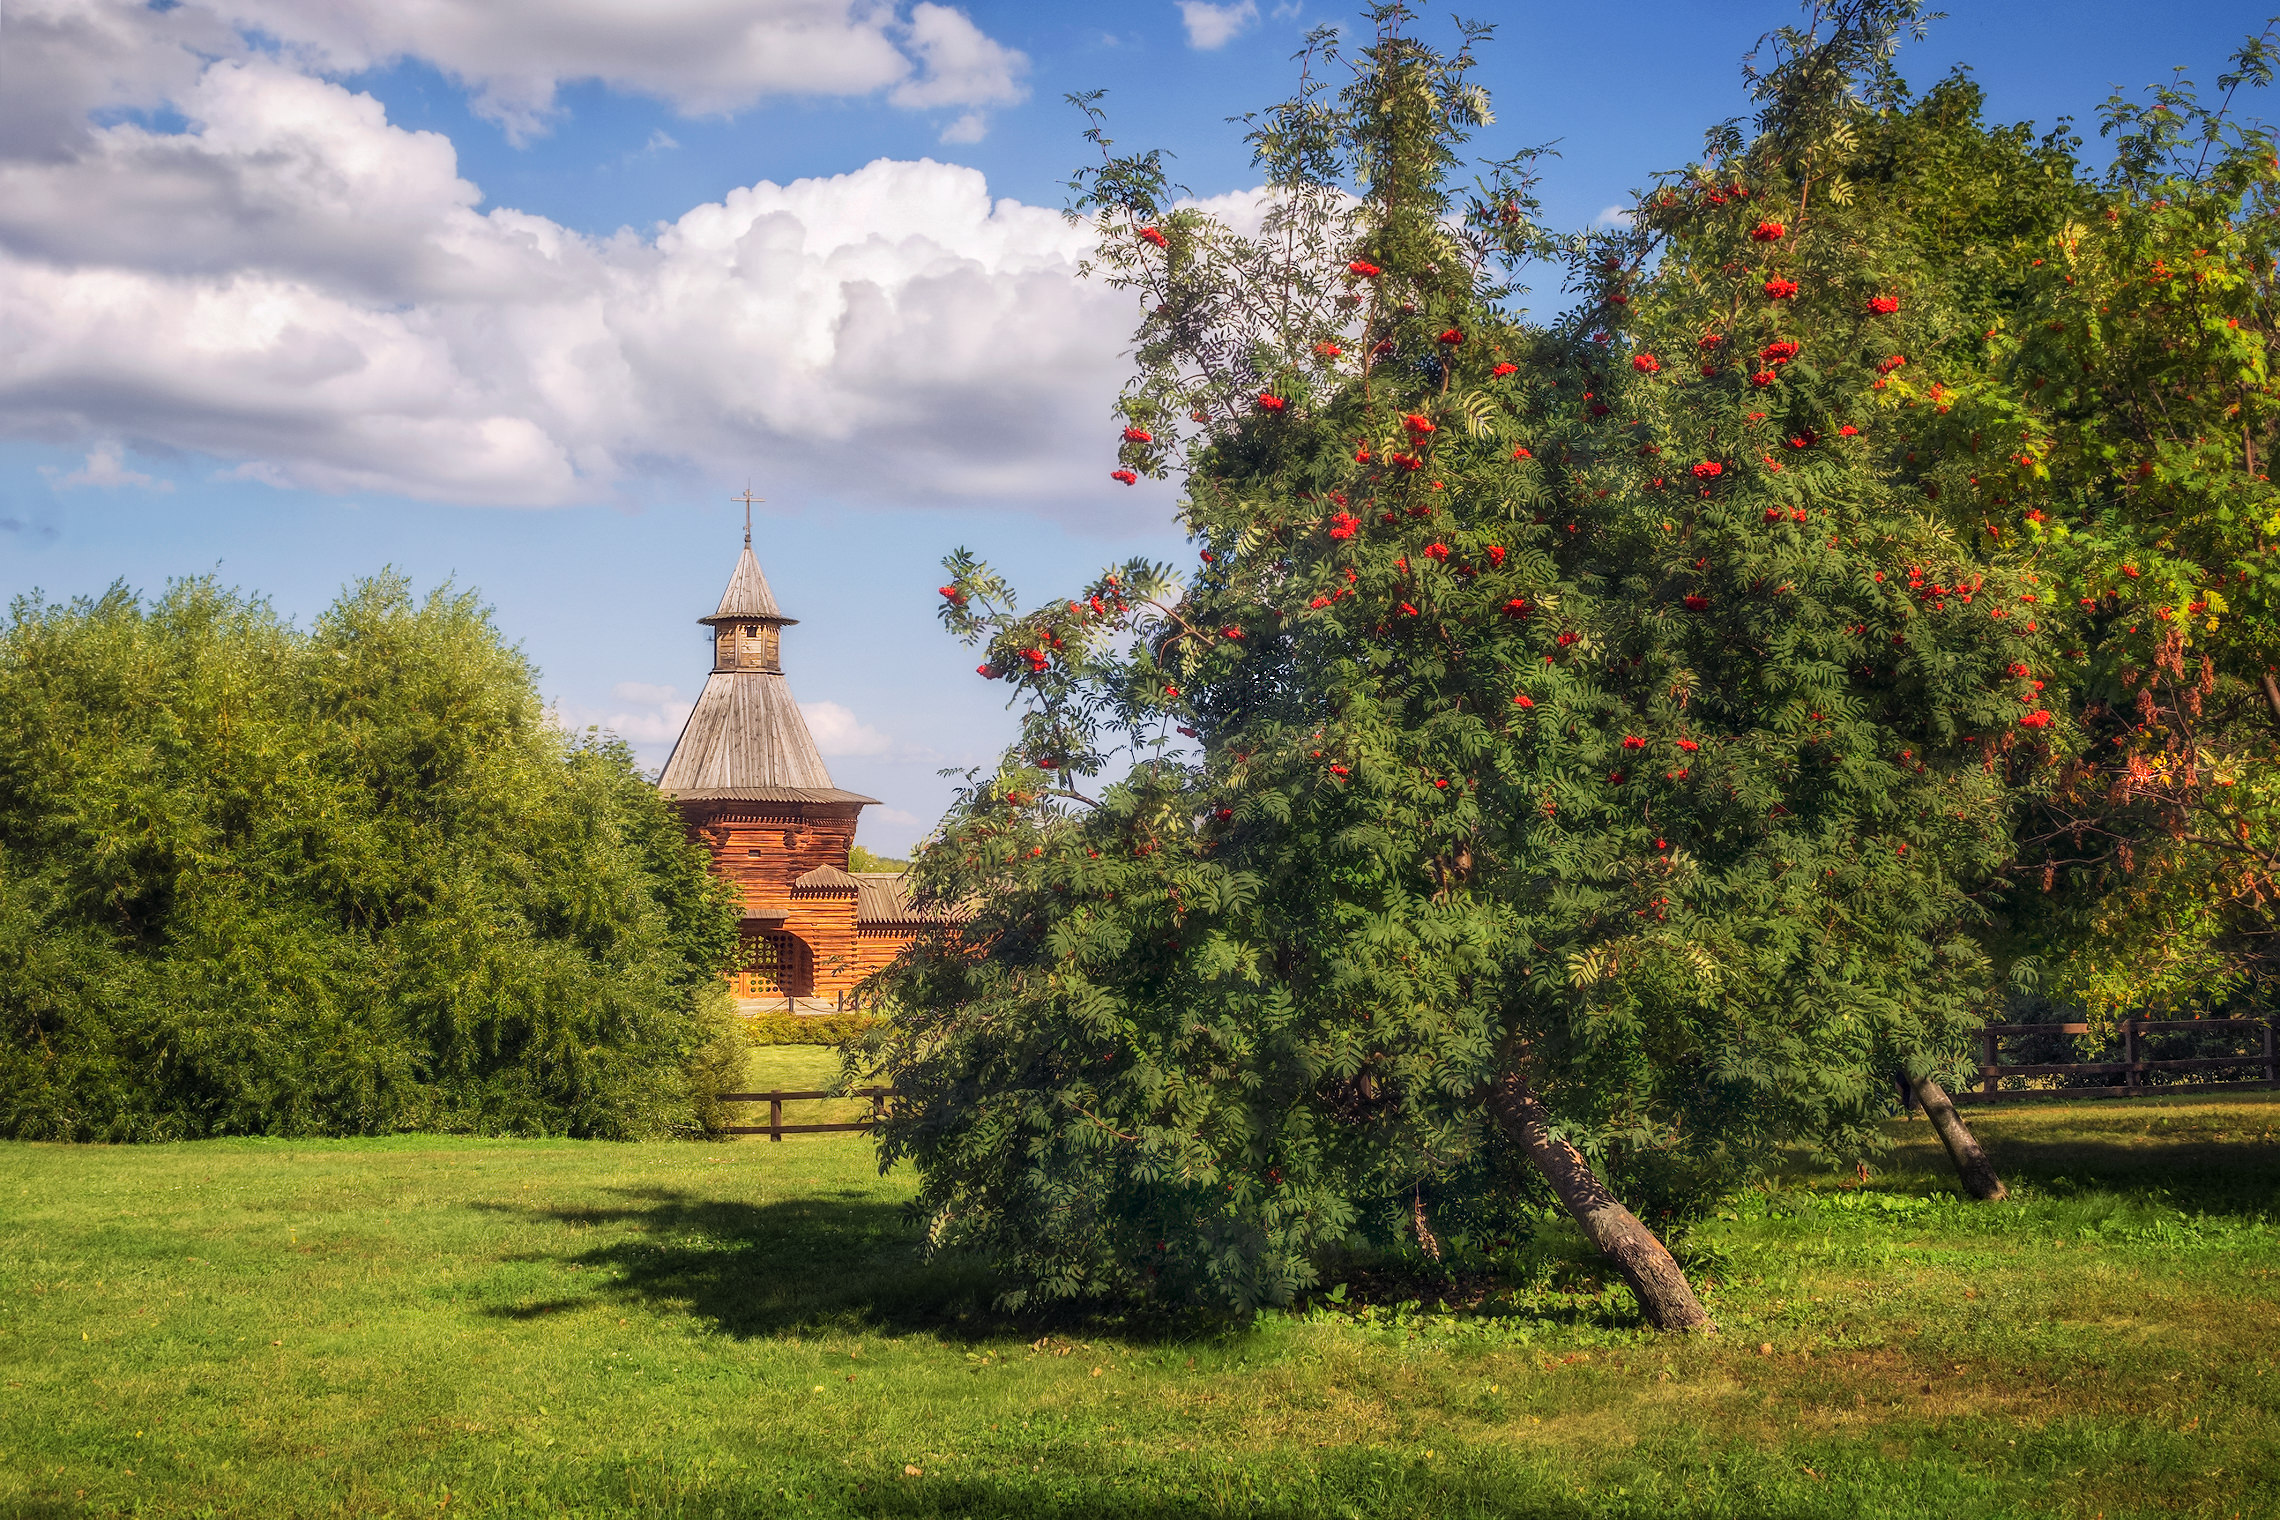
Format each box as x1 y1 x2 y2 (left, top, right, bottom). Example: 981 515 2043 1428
868 3 2052 1326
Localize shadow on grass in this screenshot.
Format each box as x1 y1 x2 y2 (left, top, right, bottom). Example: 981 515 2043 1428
469 1186 1646 1347
1883 1096 2280 1216
794 1475 1607 1520
1982 1136 2280 1214
563 1446 1960 1520
474 1186 1001 1339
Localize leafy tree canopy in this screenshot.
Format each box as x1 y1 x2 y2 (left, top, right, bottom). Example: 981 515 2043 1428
1896 31 2280 1018
0 574 742 1141
867 1 2054 1320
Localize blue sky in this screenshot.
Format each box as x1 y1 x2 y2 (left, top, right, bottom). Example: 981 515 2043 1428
2 0 2269 852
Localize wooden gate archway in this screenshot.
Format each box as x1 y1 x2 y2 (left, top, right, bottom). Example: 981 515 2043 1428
731 930 814 999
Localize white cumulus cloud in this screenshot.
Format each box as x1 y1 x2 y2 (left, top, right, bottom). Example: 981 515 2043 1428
41 444 171 491
0 1 1029 154
0 19 1134 511
1178 0 1258 50
561 683 697 750
799 700 892 757
887 3 1028 112
938 111 990 144
155 0 1025 143
0 0 240 159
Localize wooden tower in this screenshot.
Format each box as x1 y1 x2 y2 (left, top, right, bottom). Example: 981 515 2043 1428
658 529 933 1011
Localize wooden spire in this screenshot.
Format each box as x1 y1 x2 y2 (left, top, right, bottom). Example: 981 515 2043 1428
658 530 873 804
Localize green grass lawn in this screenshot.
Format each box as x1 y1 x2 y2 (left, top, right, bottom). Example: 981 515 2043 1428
732 1045 879 1129
3 1092 2275 1519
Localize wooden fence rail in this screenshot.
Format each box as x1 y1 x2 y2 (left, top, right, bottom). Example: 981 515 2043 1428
717 1088 900 1141
720 1026 2280 1131
1958 1018 2279 1104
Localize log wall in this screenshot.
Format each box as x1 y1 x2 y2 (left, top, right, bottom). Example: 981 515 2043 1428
685 800 920 1002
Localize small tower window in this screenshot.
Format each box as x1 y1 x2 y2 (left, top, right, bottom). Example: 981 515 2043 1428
744 624 758 637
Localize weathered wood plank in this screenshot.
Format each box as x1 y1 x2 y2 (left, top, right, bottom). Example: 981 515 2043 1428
1980 1056 2268 1080
2128 1019 2272 1032
1981 1019 2268 1036
2132 1055 2273 1073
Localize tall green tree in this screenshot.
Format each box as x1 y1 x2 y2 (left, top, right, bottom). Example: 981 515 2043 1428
869 3 2049 1329
1606 7 2102 1195
0 574 741 1140
1898 32 2280 1020
1704 18 2280 1036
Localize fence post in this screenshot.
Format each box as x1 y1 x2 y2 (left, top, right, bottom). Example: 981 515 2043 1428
2124 1018 2141 1095
2264 1016 2277 1087
1981 1028 1999 1098
770 1095 783 1142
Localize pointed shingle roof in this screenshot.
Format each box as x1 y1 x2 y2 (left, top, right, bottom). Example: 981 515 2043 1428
701 544 792 625
658 668 847 794
658 541 873 806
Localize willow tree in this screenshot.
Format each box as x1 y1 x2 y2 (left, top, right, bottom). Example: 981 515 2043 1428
869 3 2048 1328
0 575 741 1141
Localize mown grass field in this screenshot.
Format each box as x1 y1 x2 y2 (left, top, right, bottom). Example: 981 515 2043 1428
3 1056 2276 1519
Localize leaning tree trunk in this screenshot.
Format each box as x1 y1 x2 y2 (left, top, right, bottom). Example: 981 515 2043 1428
1904 1069 2008 1202
1487 1061 1713 1333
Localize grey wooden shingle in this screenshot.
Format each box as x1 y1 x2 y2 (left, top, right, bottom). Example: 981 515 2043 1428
852 872 962 925
659 543 861 802
793 863 861 890
702 545 789 624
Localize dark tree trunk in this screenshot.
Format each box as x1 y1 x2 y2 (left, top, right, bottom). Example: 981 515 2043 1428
1487 1062 1713 1333
1906 1070 2008 1202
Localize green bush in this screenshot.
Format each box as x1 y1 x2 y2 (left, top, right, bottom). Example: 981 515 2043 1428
0 575 742 1140
685 983 754 1136
742 1011 885 1047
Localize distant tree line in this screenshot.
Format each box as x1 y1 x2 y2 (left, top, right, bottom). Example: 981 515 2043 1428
0 575 743 1141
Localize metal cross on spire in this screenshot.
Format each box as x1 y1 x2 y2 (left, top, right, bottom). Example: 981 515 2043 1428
731 485 764 547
